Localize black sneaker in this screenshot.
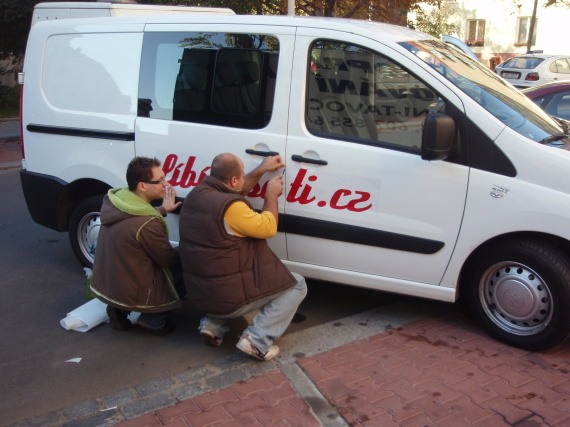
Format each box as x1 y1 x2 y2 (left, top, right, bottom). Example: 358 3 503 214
106 306 131 331
139 320 176 336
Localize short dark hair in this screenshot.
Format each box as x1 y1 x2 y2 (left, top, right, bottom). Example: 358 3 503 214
210 153 242 184
126 157 161 191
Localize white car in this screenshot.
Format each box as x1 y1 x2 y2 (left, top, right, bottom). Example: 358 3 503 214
495 54 570 88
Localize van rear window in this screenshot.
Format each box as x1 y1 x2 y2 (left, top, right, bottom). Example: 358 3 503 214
138 32 279 129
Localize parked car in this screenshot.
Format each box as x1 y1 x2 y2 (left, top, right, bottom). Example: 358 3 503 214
495 54 570 88
522 80 570 121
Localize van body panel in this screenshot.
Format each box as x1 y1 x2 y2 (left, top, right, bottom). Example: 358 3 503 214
22 23 141 179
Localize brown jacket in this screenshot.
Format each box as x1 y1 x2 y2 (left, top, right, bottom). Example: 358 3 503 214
91 189 181 313
179 176 296 315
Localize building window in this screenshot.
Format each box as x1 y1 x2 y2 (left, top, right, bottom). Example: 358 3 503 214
466 20 485 46
516 17 537 46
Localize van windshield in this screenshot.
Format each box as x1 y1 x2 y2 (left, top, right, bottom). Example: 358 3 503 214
399 39 567 144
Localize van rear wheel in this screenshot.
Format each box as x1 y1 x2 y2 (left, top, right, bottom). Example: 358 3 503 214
69 195 104 268
466 239 570 351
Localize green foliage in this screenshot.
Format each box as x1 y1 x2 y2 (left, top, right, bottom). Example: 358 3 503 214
412 4 458 38
0 84 19 117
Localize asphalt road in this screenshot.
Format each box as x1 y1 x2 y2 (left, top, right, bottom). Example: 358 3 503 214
0 167 404 426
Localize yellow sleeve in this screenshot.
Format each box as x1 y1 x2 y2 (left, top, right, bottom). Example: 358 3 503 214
224 201 277 239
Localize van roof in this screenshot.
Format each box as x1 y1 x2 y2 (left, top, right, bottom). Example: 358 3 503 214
33 2 235 15
30 12 433 46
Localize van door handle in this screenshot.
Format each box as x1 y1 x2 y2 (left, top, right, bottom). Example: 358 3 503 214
291 154 328 165
245 149 280 157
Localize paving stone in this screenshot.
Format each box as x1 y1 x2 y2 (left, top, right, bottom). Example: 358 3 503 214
373 394 424 423
478 395 533 424
453 363 500 387
335 391 388 423
348 376 394 403
180 404 233 425
121 394 176 420
136 377 176 398
387 362 435 385
412 378 463 404
193 387 239 412
256 381 298 406
383 378 430 403
281 411 323 426
407 394 460 423
443 394 497 424
229 375 274 399
171 382 209 402
223 395 270 418
315 377 357 401
519 363 569 387
156 399 201 423
449 378 499 404
100 389 137 408
114 412 162 427
61 409 119 427
252 399 304 424
487 363 536 388
172 365 218 385
206 368 249 390
63 399 101 420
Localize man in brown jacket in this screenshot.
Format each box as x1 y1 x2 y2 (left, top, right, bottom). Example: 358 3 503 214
91 157 183 335
179 153 307 361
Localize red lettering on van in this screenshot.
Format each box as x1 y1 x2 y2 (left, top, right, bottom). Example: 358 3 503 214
163 154 210 188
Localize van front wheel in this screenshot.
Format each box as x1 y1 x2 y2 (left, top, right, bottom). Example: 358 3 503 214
466 239 570 351
69 195 104 268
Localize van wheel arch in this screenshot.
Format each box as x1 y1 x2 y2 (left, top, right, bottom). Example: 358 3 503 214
460 233 570 350
65 180 111 268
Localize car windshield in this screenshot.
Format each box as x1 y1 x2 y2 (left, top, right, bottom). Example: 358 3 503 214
399 39 565 144
501 57 544 70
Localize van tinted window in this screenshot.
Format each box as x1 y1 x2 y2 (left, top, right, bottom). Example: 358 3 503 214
306 40 443 153
138 32 279 129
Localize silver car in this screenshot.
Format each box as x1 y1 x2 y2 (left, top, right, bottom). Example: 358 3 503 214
495 54 570 88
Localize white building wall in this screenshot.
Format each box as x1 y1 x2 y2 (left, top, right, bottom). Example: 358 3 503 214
410 0 570 66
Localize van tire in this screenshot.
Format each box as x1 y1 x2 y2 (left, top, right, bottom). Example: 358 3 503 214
69 195 104 268
465 238 570 351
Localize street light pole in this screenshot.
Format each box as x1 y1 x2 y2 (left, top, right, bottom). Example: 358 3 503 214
288 0 295 16
526 0 538 54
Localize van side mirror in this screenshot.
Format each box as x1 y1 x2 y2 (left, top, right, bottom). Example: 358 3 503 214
421 113 456 161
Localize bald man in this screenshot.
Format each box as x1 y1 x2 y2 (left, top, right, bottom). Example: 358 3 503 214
179 153 307 361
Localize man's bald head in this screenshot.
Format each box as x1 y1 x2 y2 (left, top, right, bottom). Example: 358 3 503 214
210 153 244 184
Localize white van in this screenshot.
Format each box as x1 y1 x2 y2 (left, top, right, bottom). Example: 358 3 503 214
19 3 570 351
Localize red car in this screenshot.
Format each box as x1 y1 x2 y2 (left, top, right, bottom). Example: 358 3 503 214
522 80 570 121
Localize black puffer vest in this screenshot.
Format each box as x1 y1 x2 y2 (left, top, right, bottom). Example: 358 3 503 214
179 176 296 315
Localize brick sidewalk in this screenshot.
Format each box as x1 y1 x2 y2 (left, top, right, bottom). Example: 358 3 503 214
113 310 570 426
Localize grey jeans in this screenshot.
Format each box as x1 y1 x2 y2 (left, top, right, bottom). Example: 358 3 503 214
199 272 307 352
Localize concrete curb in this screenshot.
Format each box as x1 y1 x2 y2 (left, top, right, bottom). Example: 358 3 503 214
9 299 450 426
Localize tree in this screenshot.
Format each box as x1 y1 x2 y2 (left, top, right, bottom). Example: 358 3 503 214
0 0 91 78
412 4 458 37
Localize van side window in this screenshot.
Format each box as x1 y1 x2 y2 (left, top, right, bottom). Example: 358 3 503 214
306 40 444 153
138 32 279 129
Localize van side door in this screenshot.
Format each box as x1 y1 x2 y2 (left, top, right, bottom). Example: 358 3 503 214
283 30 469 297
136 25 295 257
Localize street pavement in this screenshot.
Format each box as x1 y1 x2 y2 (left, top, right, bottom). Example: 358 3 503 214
3 119 570 426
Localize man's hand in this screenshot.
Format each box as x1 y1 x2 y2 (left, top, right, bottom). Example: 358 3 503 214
162 185 182 213
265 174 284 199
241 155 286 195
259 155 286 174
